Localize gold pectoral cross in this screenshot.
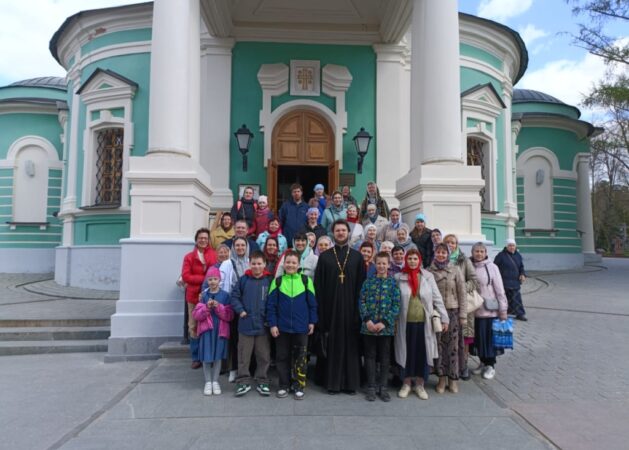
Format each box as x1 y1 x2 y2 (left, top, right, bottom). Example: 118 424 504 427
339 272 345 284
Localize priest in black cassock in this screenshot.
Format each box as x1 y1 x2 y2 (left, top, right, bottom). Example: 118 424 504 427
314 219 366 394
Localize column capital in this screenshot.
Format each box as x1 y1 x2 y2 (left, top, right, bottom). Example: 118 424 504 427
576 152 591 166
373 43 408 65
201 36 235 56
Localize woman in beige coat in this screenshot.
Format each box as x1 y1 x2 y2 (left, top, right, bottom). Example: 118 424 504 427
429 243 467 394
395 249 449 400
443 234 479 380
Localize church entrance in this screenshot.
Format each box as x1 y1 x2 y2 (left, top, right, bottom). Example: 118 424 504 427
267 109 337 212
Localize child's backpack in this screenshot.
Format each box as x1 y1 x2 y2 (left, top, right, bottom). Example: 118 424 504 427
274 274 309 291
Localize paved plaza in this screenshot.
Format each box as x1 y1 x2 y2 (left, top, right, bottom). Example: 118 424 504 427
1 259 628 450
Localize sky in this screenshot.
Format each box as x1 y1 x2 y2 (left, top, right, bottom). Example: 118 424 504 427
0 0 626 121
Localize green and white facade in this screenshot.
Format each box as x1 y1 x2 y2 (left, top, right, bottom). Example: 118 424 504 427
0 0 598 358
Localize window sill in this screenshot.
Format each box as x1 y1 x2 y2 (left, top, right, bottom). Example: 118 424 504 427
6 221 50 231
522 228 558 237
79 204 121 211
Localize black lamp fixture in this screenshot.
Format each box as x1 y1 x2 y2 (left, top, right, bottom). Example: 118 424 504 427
353 127 373 174
234 124 254 171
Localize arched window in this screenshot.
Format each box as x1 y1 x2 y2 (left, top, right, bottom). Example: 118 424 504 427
467 136 492 211
94 128 124 206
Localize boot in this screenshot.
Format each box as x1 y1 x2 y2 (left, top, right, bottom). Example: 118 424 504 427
365 386 376 402
436 376 447 394
448 379 458 393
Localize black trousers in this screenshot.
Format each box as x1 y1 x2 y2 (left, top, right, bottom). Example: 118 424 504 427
275 333 308 390
362 334 392 389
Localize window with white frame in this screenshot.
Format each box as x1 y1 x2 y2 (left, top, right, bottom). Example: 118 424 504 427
467 136 492 211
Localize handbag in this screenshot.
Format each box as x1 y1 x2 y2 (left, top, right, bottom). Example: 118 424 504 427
482 264 499 311
492 318 514 349
431 310 443 333
466 290 484 312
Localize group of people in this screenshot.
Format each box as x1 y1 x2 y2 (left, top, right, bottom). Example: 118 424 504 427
180 181 528 401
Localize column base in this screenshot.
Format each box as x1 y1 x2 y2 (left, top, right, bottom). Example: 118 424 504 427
55 245 121 290
106 238 191 360
208 187 235 211
396 164 486 241
584 252 602 264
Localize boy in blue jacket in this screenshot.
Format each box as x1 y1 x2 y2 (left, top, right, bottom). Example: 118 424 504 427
231 250 273 396
266 250 318 400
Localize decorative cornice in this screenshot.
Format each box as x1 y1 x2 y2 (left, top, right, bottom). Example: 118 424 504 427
322 64 353 93
379 0 412 44
200 0 232 38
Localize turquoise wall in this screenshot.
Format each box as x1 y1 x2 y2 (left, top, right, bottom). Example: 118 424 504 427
513 101 580 120
515 125 585 253
0 86 66 102
0 114 63 160
80 29 152 56
230 42 377 199
73 214 129 245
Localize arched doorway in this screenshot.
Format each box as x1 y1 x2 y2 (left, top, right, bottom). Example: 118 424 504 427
267 109 338 211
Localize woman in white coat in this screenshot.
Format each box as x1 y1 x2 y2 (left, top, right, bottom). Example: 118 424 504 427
395 249 449 400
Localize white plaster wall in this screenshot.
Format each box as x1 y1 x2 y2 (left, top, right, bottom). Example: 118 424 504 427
0 248 55 273
523 252 584 271
13 146 49 223
54 246 121 290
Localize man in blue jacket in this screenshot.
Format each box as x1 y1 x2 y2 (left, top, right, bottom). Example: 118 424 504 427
230 250 273 396
494 239 528 321
279 183 309 246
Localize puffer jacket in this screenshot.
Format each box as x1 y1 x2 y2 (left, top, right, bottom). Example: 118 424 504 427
429 262 467 319
230 271 273 336
193 288 233 338
181 246 218 304
266 273 318 334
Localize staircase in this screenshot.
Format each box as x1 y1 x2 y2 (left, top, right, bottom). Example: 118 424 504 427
0 318 110 356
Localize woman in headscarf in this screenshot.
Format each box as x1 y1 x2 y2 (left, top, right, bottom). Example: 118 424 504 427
346 204 364 248
256 217 288 254
394 224 417 253
353 223 380 252
211 212 235 250
394 249 448 400
275 232 318 280
315 235 333 256
443 233 479 380
428 243 466 394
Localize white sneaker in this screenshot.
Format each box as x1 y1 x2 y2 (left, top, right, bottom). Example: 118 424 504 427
228 370 237 383
212 381 222 395
203 382 213 396
398 384 411 398
472 364 485 376
413 385 429 400
482 366 496 380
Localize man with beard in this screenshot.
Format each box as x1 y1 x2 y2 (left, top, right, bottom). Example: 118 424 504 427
314 219 366 394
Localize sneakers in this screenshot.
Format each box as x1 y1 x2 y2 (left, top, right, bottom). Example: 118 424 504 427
482 366 496 380
294 388 305 400
256 383 271 396
228 370 237 383
379 389 391 402
413 384 429 400
212 381 222 395
203 382 213 396
276 389 289 398
398 384 411 398
235 383 251 397
365 387 377 402
472 364 485 376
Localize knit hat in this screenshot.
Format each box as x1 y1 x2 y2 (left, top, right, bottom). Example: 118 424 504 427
206 266 221 280
314 183 324 192
258 195 268 204
505 238 517 246
415 213 426 222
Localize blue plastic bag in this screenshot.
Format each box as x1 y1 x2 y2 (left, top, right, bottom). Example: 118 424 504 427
492 318 514 350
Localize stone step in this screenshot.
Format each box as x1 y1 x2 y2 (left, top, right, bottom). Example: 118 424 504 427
0 318 110 328
158 341 190 359
0 340 108 356
0 326 110 341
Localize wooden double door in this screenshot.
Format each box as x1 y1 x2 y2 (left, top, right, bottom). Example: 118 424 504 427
267 110 338 211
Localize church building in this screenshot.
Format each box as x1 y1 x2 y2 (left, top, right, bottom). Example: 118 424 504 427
0 0 599 359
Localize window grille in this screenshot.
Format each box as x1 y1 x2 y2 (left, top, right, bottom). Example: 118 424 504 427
95 128 123 206
467 137 488 211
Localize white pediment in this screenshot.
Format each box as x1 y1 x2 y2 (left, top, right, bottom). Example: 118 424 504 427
78 68 137 105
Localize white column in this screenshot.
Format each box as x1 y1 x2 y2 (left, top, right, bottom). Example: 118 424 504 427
373 43 407 209
396 0 485 242
147 0 200 159
576 153 597 260
200 36 235 210
502 84 518 239
410 0 462 166
108 0 214 361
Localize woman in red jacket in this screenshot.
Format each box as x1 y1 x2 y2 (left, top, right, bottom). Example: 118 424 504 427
181 227 217 368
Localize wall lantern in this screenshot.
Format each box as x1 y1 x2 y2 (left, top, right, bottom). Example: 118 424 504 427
234 124 254 171
353 127 373 174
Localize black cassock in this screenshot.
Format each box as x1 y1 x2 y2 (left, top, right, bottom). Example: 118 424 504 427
314 244 366 392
